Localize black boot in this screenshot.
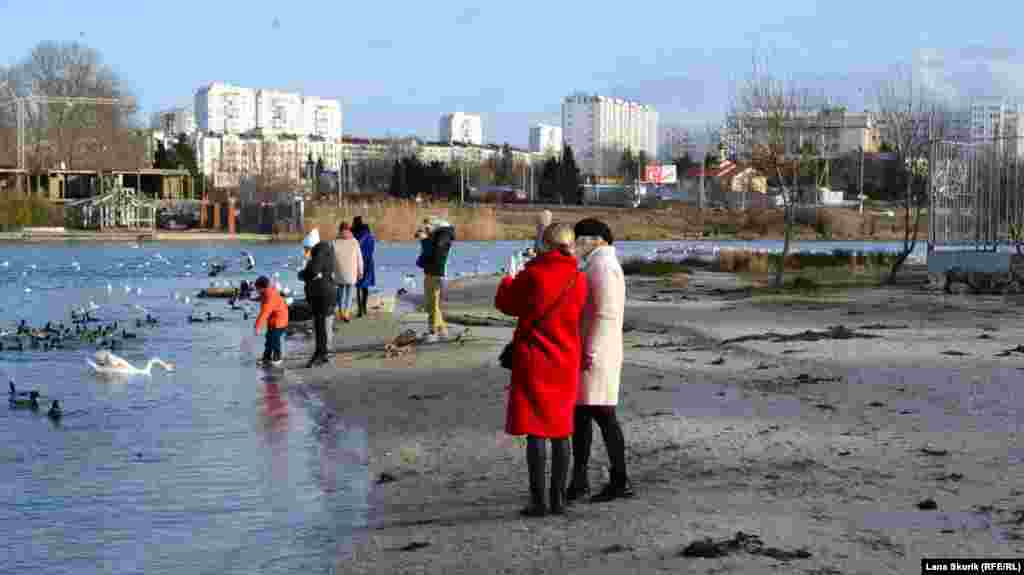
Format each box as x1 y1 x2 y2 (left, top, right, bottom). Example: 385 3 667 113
566 469 590 503
549 438 569 515
520 437 546 517
590 471 634 503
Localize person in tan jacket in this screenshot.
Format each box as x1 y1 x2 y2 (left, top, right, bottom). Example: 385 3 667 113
332 222 364 322
567 218 633 504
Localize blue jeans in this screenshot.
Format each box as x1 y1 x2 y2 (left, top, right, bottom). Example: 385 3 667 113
264 328 285 359
336 284 354 312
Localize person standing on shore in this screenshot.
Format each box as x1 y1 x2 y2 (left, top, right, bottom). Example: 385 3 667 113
417 217 455 342
253 275 288 367
298 229 336 368
352 216 376 318
567 218 633 503
495 223 588 517
534 210 553 254
332 222 363 323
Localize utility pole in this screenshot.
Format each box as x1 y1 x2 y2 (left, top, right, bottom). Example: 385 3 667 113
859 146 866 214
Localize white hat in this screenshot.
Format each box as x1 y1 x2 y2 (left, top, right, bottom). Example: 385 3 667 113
302 229 320 248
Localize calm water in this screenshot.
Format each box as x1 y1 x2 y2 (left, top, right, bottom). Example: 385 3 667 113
0 238 919 574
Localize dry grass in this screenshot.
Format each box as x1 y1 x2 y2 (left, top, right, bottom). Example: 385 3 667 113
300 199 499 242
0 193 64 231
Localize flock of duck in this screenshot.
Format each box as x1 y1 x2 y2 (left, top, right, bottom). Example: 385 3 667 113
0 312 160 353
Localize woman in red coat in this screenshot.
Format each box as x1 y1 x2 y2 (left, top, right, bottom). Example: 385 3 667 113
495 223 588 517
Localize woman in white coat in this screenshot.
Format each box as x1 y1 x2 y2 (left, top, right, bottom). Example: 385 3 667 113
567 218 634 503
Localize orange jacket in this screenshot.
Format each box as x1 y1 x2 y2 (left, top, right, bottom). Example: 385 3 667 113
255 287 289 330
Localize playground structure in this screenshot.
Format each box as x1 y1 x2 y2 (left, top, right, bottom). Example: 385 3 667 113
64 187 156 230
928 137 1024 290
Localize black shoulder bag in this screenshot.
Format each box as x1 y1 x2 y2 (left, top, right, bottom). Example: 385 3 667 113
499 273 580 370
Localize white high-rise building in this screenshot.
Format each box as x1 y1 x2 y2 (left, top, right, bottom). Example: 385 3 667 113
195 82 257 134
439 112 483 145
302 96 343 140
255 89 303 134
194 82 342 139
529 123 562 155
561 94 658 177
157 107 197 138
968 99 1024 157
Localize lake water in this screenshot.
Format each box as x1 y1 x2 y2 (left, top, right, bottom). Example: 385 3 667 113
0 238 921 574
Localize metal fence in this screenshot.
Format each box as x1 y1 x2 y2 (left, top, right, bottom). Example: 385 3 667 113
237 200 300 234
930 138 1024 251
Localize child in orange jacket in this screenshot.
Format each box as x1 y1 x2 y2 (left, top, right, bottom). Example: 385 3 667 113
254 276 289 366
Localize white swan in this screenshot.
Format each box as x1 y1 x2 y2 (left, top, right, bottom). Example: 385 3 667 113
87 351 174 376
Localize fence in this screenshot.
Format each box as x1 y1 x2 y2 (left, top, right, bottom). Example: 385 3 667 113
237 200 301 234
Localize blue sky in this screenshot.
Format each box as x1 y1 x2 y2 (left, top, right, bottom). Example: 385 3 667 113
3 0 1024 147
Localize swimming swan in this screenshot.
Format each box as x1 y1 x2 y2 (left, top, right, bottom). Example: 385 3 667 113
87 351 175 376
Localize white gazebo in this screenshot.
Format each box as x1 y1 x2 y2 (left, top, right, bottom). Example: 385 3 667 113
64 187 157 230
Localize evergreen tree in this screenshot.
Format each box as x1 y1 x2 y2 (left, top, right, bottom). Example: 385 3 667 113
560 146 582 205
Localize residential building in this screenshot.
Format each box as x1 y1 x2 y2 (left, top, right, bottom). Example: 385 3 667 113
302 96 343 140
254 90 303 134
681 160 767 208
660 125 697 162
157 107 197 139
439 113 483 145
967 99 1024 157
194 82 342 139
737 109 880 159
529 123 562 156
195 82 257 134
561 93 658 177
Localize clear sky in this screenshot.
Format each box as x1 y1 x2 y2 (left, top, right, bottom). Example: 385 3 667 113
3 0 1024 147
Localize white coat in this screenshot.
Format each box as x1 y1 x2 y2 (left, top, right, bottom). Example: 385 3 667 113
578 245 625 406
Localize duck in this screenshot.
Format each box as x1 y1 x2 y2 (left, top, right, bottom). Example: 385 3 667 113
145 314 159 326
187 314 204 323
122 329 137 339
9 380 39 398
9 390 40 409
205 312 226 322
47 400 62 420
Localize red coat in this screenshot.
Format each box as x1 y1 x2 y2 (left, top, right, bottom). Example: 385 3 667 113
495 250 588 438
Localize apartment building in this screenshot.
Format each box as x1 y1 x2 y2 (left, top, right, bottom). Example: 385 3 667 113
194 82 343 139
561 93 658 177
738 109 880 159
966 99 1024 157
157 107 197 139
529 123 562 156
439 113 483 145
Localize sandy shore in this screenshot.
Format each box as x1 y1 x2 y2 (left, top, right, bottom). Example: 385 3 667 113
284 272 1023 574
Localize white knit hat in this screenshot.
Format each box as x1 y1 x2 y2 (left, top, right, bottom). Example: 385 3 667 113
302 229 320 248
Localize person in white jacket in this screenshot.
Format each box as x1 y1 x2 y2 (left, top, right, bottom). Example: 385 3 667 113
567 218 633 503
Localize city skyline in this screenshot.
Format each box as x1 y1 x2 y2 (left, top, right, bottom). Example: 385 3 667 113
4 1 1024 148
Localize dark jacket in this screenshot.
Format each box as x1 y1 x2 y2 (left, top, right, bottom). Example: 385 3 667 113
419 225 455 277
298 241 336 313
355 229 376 288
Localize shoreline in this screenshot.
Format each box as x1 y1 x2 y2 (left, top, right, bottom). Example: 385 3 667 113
284 272 1024 574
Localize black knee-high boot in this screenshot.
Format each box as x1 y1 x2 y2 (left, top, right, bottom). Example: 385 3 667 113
568 406 593 502
521 436 546 517
549 438 569 515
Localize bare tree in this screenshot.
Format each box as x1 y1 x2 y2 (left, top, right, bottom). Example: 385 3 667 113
733 61 819 287
7 41 137 175
874 64 946 283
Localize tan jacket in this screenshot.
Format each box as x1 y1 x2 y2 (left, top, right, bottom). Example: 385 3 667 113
332 237 364 285
578 245 625 406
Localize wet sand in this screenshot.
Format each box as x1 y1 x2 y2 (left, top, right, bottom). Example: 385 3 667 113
293 272 1023 574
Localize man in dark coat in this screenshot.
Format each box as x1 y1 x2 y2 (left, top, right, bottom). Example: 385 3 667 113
298 229 336 367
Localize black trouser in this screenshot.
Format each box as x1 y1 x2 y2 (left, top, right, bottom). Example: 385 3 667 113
526 436 569 506
357 287 369 316
571 405 628 485
312 312 329 359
